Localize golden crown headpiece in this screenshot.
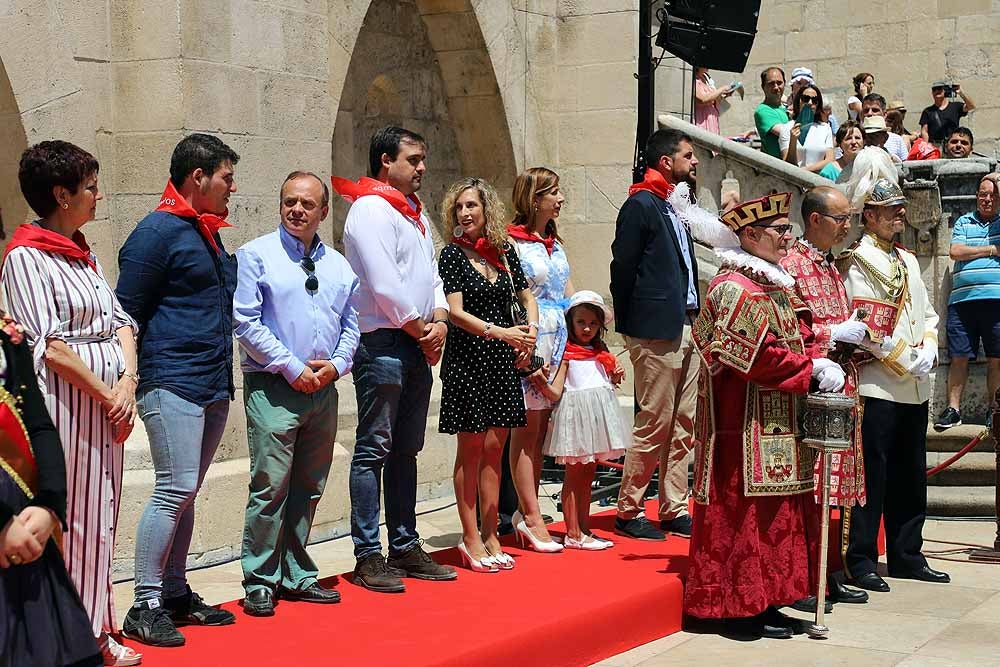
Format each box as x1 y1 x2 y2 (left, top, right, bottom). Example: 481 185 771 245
719 191 792 232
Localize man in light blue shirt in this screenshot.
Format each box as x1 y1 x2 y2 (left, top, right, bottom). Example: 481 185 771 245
935 174 1000 430
233 170 360 616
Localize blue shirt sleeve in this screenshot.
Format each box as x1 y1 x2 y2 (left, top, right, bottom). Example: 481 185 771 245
116 225 169 329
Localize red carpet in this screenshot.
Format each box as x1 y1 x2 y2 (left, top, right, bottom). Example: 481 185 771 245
134 502 883 666
136 505 688 667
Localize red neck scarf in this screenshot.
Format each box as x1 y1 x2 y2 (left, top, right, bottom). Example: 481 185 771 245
562 341 617 376
155 181 232 255
507 224 555 256
452 234 508 273
4 223 97 272
331 176 425 236
627 168 675 201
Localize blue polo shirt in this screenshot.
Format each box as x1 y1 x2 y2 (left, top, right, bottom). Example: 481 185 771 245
949 211 1000 305
116 210 238 405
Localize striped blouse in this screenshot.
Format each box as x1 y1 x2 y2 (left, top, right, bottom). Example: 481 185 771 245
2 230 136 637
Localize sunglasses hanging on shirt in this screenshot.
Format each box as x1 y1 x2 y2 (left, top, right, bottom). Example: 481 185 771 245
300 257 319 292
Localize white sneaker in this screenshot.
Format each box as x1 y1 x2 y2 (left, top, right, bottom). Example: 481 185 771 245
102 634 143 666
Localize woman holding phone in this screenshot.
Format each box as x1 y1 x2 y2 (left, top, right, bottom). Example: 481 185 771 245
693 67 737 135
781 84 835 174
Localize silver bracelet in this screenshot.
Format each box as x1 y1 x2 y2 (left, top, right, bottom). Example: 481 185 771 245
527 321 539 330
484 322 493 338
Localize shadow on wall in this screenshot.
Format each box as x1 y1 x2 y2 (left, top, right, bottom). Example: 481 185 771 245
0 57 29 249
329 0 517 251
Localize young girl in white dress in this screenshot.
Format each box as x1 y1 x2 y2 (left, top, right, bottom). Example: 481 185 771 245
538 291 630 550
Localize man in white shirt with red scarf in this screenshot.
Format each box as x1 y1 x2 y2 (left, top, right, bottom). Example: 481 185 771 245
335 126 457 593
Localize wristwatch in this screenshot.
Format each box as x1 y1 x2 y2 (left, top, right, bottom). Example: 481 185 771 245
120 371 140 383
527 321 539 330
484 322 493 338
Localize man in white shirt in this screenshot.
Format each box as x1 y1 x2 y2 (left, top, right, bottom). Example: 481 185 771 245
336 126 457 592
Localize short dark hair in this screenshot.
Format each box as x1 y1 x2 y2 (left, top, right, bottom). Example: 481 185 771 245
760 66 785 86
368 126 426 178
18 140 100 218
949 126 974 146
835 120 864 145
169 133 240 187
281 171 330 206
801 186 840 223
861 93 886 110
644 129 692 170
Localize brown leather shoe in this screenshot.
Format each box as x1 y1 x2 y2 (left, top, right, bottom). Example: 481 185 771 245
387 544 457 581
353 553 406 593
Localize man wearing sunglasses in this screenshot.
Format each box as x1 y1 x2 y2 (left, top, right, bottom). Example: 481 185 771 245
233 171 361 616
684 191 846 639
780 186 872 611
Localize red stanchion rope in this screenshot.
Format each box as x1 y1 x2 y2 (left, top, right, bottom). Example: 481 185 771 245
926 427 990 478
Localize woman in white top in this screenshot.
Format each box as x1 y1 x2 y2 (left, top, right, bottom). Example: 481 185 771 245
781 85 835 174
847 72 874 121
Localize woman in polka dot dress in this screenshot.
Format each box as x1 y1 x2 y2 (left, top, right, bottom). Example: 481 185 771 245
438 178 539 572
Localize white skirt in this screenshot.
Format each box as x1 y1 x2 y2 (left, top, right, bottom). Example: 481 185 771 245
543 384 631 464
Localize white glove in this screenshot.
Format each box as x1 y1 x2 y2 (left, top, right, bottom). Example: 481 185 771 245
829 318 868 346
909 345 937 379
817 366 847 392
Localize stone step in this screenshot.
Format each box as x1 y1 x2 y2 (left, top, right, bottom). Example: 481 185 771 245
926 452 997 487
927 485 997 517
926 424 995 453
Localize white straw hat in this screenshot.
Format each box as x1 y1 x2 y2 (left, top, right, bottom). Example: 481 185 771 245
565 290 614 324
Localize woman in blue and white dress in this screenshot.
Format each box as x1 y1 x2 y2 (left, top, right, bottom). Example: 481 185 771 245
506 167 575 550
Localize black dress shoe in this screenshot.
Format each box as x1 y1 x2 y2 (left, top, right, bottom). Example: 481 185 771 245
829 578 869 603
789 595 833 614
890 565 951 584
721 616 792 640
853 572 890 592
278 583 341 603
243 589 275 617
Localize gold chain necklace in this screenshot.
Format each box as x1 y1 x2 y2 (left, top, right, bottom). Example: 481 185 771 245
854 249 907 300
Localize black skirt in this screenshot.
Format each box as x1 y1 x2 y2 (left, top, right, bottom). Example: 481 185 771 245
0 470 101 667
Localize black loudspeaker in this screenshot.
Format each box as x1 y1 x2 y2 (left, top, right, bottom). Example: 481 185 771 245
655 0 761 73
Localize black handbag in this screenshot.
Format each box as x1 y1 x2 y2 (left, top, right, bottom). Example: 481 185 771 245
501 249 544 376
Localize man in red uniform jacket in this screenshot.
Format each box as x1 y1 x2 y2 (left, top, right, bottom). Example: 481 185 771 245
684 192 846 639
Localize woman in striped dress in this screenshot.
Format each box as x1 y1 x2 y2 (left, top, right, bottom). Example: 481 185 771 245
1 141 142 666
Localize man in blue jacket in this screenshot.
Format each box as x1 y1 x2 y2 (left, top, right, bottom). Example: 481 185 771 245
610 129 701 542
117 133 239 647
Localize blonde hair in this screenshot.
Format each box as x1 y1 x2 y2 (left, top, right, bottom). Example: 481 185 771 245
511 167 561 240
440 177 508 249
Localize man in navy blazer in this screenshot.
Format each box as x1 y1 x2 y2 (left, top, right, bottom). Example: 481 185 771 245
610 129 701 541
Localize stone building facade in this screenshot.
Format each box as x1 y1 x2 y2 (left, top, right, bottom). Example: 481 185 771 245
1 0 996 568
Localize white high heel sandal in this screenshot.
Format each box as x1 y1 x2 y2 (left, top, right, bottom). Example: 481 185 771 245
457 541 500 573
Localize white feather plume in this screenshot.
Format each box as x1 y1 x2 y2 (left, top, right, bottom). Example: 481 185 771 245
843 147 899 212
667 182 741 249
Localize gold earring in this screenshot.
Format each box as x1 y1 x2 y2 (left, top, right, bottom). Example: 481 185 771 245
62 203 69 209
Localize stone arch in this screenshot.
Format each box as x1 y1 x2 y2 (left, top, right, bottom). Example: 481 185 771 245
0 59 29 250
328 0 521 241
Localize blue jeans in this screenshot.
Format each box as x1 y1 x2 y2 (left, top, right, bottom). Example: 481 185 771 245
350 329 433 559
133 387 229 602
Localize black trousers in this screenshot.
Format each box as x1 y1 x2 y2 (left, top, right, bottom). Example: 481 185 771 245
846 397 929 577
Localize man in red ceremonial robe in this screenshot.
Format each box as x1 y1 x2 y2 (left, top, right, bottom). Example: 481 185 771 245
779 186 871 609
684 191 846 639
